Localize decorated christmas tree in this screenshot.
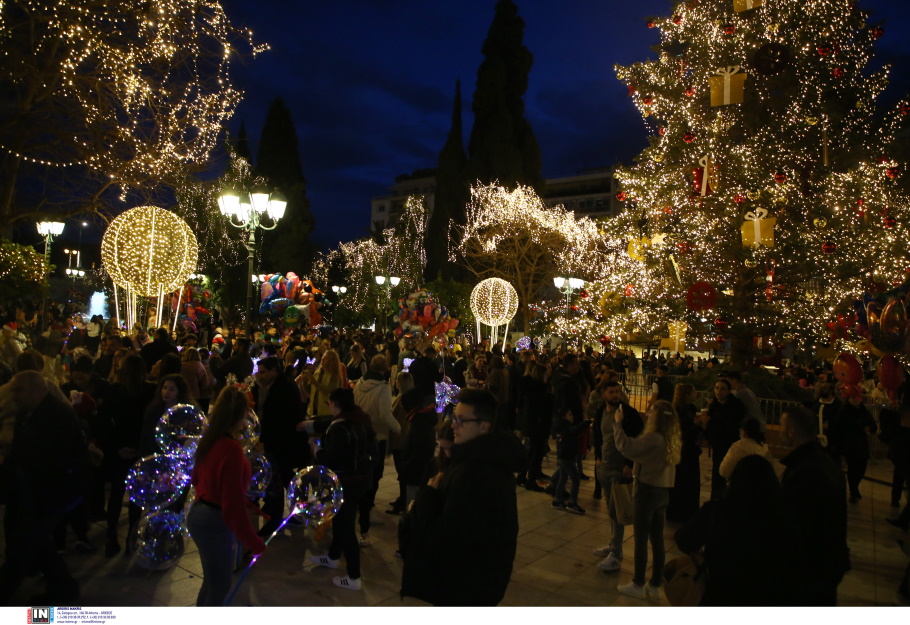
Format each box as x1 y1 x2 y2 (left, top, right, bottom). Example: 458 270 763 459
586 0 910 361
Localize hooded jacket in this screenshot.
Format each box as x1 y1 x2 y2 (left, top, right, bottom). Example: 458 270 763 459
401 430 527 606
353 373 400 442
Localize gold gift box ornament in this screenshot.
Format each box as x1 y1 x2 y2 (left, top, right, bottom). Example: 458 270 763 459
741 207 776 248
710 66 746 107
733 0 764 13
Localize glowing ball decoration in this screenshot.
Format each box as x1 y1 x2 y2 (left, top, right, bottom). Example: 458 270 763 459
245 450 273 497
101 205 198 297
470 278 519 327
286 466 343 525
155 404 207 460
135 511 189 571
126 454 192 511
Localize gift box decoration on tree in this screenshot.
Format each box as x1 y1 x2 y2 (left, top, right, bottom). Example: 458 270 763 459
741 208 776 248
733 0 764 13
627 235 651 261
710 66 746 106
692 155 719 196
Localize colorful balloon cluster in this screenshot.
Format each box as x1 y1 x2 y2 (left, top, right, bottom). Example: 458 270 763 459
171 284 213 334
259 272 325 327
396 289 459 339
435 380 460 414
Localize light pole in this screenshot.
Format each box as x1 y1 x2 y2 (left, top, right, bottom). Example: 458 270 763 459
553 276 585 316
331 285 347 327
373 275 400 334
37 221 65 332
218 186 286 337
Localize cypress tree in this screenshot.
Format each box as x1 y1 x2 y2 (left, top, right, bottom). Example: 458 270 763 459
234 120 254 163
426 80 469 280
466 0 544 192
255 98 315 271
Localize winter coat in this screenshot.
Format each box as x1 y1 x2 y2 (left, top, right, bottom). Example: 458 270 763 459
399 405 438 485
354 374 400 443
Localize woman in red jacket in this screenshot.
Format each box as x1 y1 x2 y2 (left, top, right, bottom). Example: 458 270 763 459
187 386 266 606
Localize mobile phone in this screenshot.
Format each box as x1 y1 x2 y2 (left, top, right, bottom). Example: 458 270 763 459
313 438 322 447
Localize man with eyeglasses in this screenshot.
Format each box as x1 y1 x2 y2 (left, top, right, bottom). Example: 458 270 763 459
400 389 526 606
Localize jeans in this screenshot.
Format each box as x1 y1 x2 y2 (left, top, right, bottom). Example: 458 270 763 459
328 477 367 580
552 457 580 505
598 467 625 558
632 482 669 587
187 503 236 606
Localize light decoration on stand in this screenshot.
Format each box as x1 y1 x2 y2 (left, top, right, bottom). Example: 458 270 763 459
470 277 519 349
101 206 198 332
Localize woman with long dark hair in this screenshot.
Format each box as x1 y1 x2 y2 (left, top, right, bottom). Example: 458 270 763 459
139 373 195 456
666 382 702 523
187 387 266 606
704 378 746 499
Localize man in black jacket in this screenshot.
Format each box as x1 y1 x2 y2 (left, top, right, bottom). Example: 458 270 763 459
401 389 526 606
253 356 306 537
780 406 850 606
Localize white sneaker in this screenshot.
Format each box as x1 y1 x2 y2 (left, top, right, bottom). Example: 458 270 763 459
646 583 662 599
592 545 613 557
333 575 362 590
309 554 339 569
617 581 647 599
598 554 622 572
359 534 371 547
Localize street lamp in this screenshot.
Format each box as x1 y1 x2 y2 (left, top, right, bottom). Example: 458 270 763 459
331 286 347 326
218 185 286 336
553 275 585 315
374 275 400 334
37 221 65 331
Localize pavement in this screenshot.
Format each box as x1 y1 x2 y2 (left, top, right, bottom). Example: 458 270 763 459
3 449 908 607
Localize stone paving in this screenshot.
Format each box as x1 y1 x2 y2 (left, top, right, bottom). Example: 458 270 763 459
3 450 908 607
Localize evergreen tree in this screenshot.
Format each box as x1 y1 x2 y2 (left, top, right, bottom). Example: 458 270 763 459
426 80 469 280
255 98 315 272
466 0 544 193
586 1 909 362
234 121 254 163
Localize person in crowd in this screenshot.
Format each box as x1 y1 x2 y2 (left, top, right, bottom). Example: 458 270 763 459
593 379 644 572
450 346 468 387
613 399 681 599
719 417 780 480
549 407 591 514
400 389 526 606
831 393 877 503
516 361 552 490
0 371 85 604
140 373 195 456
813 382 841 451
345 343 368 383
549 354 584 491
99 354 156 556
187 386 266 606
254 356 306 537
409 345 443 400
779 406 850 605
647 364 674 410
387 370 414 514
212 337 253 391
881 404 910 525
703 378 746 499
666 382 702 523
303 348 343 417
485 354 512 431
464 352 488 389
675 455 795 605
139 328 178 373
93 335 119 380
353 354 400 545
181 347 213 413
308 388 376 591
85 315 104 356
398 388 439 505
397 339 416 373
724 371 765 430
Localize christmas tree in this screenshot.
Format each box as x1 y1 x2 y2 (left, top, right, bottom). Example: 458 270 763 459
584 0 910 361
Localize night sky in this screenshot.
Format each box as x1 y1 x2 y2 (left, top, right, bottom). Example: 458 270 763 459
219 0 910 250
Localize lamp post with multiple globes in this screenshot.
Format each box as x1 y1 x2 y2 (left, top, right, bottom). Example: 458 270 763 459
373 275 399 334
36 221 65 332
553 276 585 317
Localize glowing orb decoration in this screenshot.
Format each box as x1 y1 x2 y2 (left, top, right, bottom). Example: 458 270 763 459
155 404 207 460
516 336 534 350
135 511 189 571
246 450 273 496
126 454 191 511
286 466 343 525
470 278 519 326
101 205 198 297
240 409 262 450
435 380 460 414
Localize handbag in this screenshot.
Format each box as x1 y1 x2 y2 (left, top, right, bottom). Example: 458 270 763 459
610 481 635 526
663 551 706 607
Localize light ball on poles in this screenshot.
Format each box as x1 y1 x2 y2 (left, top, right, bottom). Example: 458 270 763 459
470 278 519 326
101 205 198 297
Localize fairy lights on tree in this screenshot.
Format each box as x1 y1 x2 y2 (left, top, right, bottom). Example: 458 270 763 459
587 0 910 360
0 0 265 228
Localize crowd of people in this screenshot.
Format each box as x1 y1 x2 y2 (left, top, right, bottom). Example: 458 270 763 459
0 308 909 607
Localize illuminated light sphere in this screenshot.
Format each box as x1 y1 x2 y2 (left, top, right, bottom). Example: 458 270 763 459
101 206 198 297
135 511 188 571
470 278 519 327
126 454 191 511
287 466 343 525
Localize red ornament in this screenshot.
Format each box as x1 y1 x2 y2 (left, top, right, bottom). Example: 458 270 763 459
833 67 845 78
672 15 683 25
658 127 667 136
578 289 588 299
664 206 674 214
684 86 695 97
774 171 788 184
822 241 837 254
642 96 654 106
872 26 884 39
683 132 696 143
817 45 831 57
647 20 655 29
676 241 693 255
628 84 637 96
900 103 910 116
734 195 746 204
723 24 736 35
887 166 900 179
713 316 728 330
884 216 897 228
616 191 627 201
686 282 718 311
624 284 634 297
877 154 891 164
857 198 865 207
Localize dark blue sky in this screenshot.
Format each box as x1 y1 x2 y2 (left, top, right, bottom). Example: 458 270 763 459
220 0 910 250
